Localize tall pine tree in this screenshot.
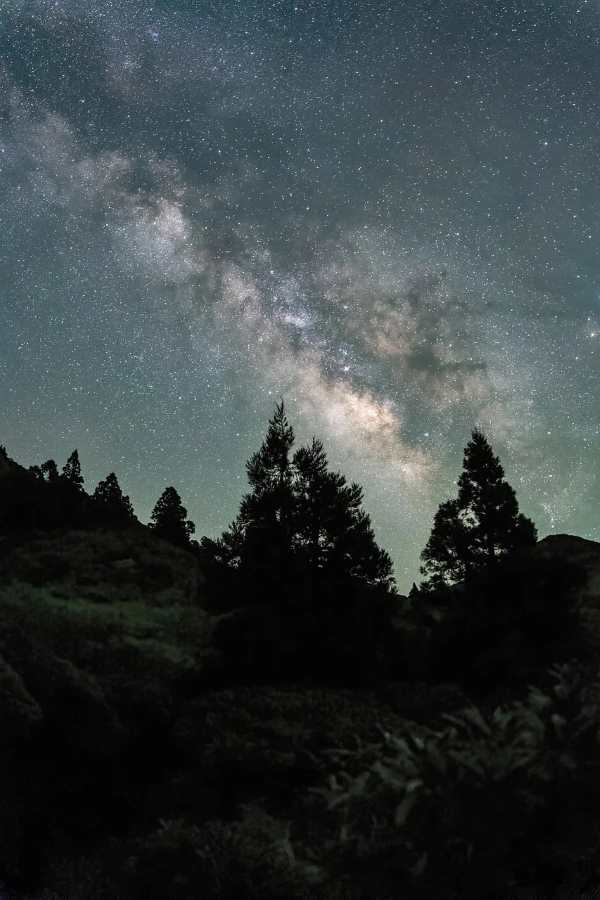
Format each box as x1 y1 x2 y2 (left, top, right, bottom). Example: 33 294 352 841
150 486 195 548
243 400 295 528
205 403 397 681
202 404 394 597
421 429 536 588
92 473 135 524
62 450 84 490
293 437 393 588
213 401 296 575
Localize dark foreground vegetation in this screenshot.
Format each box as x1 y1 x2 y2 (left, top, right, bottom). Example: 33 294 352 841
1 407 600 899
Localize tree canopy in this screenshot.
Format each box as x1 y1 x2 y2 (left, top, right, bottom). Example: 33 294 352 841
421 428 537 588
150 486 195 547
62 450 84 489
202 402 394 596
92 472 136 524
40 459 59 482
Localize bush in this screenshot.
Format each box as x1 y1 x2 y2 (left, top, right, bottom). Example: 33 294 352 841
211 603 322 683
211 582 398 686
0 654 43 748
125 809 310 900
428 553 586 690
310 661 600 899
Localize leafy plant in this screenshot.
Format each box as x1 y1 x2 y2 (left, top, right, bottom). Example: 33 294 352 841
310 661 600 898
126 808 310 900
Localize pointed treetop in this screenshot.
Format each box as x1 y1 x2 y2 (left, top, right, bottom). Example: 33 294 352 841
458 428 505 497
150 486 195 548
62 449 84 489
93 472 135 522
246 400 295 490
421 429 537 588
293 437 328 483
208 403 395 590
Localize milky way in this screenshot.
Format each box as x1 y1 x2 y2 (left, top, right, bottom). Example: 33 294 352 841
1 0 598 589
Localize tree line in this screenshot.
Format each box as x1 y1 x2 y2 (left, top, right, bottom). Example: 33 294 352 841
2 404 584 688
2 401 538 594
18 447 195 546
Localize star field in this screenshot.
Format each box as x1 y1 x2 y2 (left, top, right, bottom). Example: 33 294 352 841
0 0 598 590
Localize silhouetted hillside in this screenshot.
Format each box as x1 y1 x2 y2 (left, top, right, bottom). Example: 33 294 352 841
535 533 600 600
0 429 599 899
0 450 92 535
0 527 205 607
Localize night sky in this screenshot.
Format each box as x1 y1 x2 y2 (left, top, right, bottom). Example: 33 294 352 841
1 0 598 591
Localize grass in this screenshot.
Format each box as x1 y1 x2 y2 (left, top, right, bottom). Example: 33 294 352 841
0 582 206 674
0 525 211 680
0 527 204 607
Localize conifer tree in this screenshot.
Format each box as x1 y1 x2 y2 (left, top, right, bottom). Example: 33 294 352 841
243 400 295 525
40 459 59 482
421 429 537 588
150 486 195 547
62 450 84 489
205 404 394 594
227 401 296 572
292 437 333 570
93 472 135 523
207 404 397 682
293 437 393 587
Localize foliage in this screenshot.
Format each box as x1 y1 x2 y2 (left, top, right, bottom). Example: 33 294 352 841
0 426 598 900
292 437 393 588
241 400 296 571
0 522 202 595
427 552 587 691
0 464 85 533
421 429 537 589
125 809 309 900
170 681 420 849
203 403 394 595
92 474 136 525
201 402 396 683
41 460 60 482
62 450 85 490
210 582 400 685
311 661 600 898
150 486 195 548
0 654 43 747
0 582 201 681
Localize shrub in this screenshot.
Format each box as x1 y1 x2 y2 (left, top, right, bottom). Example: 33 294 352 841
211 585 398 687
310 661 600 899
428 553 586 690
0 654 43 748
125 809 310 900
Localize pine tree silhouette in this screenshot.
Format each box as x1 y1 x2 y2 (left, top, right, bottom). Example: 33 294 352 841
92 473 135 524
292 437 332 572
40 459 59 482
213 401 296 577
62 450 84 490
150 486 195 547
204 402 397 682
293 437 393 587
203 403 394 599
421 428 537 588
242 400 295 536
